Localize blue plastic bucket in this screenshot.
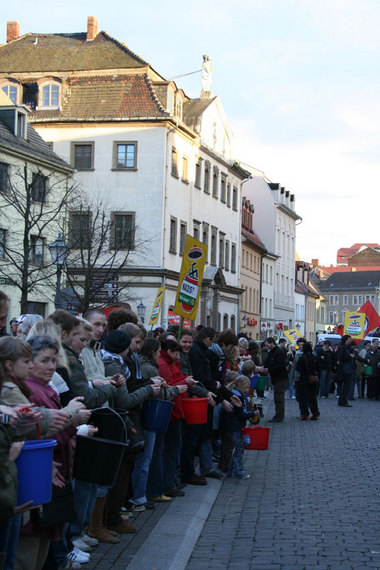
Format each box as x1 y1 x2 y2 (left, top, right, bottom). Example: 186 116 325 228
16 439 57 505
142 399 174 432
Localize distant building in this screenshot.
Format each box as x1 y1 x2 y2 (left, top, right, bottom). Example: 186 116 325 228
294 261 319 342
337 243 380 266
239 166 301 333
318 270 380 328
240 197 267 339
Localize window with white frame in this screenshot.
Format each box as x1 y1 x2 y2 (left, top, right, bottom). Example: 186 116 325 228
219 233 225 268
175 94 182 120
226 183 231 207
1 83 18 104
232 187 238 211
113 142 137 170
202 222 209 251
343 295 348 305
167 86 174 114
40 82 60 108
220 175 227 202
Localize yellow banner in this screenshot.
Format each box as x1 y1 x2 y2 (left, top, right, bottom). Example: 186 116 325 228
343 312 366 339
148 286 165 326
174 235 208 321
284 328 303 346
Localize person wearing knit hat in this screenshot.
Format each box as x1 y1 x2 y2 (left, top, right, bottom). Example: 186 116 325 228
104 330 131 354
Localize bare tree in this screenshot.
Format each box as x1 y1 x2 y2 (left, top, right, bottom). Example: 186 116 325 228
0 163 77 313
64 194 149 312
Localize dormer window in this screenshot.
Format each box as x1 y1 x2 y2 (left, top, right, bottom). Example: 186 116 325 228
167 86 174 114
37 78 61 110
0 79 20 105
42 84 59 107
175 94 182 121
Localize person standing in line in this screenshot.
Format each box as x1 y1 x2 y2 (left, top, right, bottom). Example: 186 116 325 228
336 335 355 407
296 342 320 420
318 340 336 398
265 337 290 423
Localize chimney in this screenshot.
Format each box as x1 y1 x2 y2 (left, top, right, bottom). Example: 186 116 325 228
7 21 20 43
87 16 98 41
311 258 319 267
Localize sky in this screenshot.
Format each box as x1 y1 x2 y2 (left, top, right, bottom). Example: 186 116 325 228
2 0 379 266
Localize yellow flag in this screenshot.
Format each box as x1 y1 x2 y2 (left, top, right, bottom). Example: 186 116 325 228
174 235 208 321
343 312 366 340
284 328 303 346
148 286 165 326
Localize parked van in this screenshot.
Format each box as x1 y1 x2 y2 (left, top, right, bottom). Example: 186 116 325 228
317 333 380 347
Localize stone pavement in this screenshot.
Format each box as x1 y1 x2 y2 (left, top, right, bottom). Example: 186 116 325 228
84 395 380 569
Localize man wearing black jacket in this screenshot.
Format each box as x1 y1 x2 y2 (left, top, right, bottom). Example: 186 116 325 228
265 337 289 422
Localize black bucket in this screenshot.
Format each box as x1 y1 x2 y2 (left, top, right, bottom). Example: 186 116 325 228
90 407 127 442
73 435 128 486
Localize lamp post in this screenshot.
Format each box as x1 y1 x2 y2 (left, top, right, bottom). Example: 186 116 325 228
49 233 68 310
137 301 146 324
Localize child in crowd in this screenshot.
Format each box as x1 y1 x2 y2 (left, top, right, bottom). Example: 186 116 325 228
219 375 258 479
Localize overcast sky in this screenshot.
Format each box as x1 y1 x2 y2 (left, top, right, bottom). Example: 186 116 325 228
2 0 379 265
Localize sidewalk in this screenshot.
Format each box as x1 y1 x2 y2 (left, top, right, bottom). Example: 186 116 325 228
84 395 380 569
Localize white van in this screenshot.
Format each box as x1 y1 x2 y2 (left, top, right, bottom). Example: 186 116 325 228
317 333 380 347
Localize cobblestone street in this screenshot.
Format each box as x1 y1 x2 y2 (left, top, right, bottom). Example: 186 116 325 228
86 396 380 569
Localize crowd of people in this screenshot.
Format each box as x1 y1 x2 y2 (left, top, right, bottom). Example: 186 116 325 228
0 287 379 570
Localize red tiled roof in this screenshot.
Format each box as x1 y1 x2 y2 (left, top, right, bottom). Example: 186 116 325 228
242 228 267 253
337 243 380 263
28 74 168 121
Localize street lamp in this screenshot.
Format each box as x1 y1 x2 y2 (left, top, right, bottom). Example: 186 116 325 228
241 315 248 329
137 301 146 323
49 233 68 310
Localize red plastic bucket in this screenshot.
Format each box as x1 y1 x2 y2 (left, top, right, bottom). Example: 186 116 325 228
182 398 208 425
242 427 271 450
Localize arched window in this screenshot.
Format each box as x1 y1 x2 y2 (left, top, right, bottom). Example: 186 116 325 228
38 79 61 109
167 86 174 114
1 83 18 104
175 94 182 120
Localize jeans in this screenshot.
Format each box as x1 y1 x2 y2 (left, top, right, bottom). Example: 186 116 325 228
319 370 332 398
227 430 245 478
163 420 182 490
131 430 156 504
348 370 357 400
198 439 213 476
68 480 98 538
0 514 21 570
288 376 296 398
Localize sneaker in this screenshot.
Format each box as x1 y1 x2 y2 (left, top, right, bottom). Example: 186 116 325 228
142 500 155 510
67 547 90 564
291 395 297 399
125 500 145 513
71 537 91 552
82 534 99 547
235 473 250 480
